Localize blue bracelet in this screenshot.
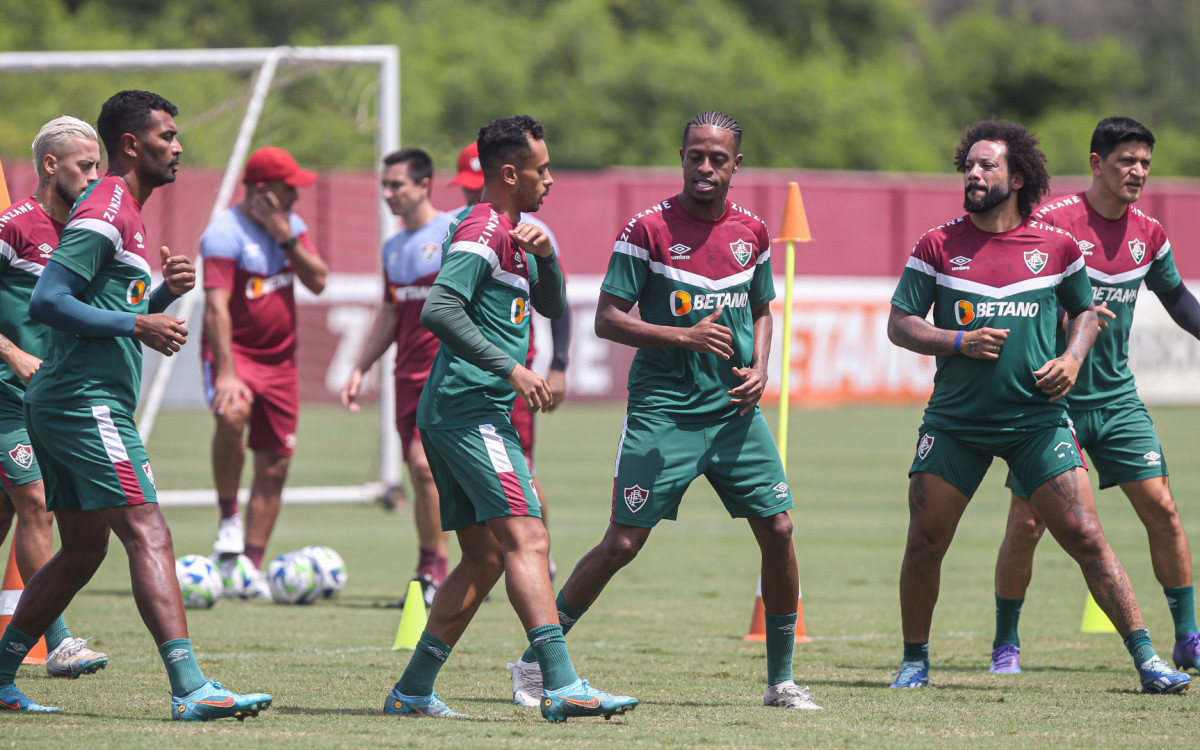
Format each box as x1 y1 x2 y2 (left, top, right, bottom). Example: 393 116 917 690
953 330 964 354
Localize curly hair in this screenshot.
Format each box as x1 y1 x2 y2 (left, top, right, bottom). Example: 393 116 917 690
97 90 177 158
953 119 1050 218
476 115 544 180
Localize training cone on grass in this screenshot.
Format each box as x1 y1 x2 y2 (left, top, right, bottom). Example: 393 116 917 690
1080 591 1117 634
744 575 811 643
0 545 48 664
391 579 428 650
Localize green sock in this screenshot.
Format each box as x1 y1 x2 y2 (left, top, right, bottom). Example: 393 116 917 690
903 641 929 667
1164 586 1198 640
0 625 39 685
992 595 1024 650
765 612 797 686
43 616 72 653
157 638 208 697
528 624 578 692
1123 628 1155 668
395 632 451 697
521 591 587 664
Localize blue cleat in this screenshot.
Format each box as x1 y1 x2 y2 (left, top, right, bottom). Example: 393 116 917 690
383 688 465 717
890 660 930 688
1139 655 1191 694
540 679 637 722
1172 632 1200 671
0 683 60 713
989 644 1021 674
172 679 272 721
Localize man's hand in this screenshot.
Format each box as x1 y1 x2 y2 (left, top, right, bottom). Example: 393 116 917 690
728 364 767 415
341 368 365 412
161 246 195 296
682 307 733 359
134 313 187 356
509 223 553 258
545 368 567 412
959 327 1010 360
507 363 554 413
6 350 41 385
1095 302 1116 332
247 185 292 240
212 372 253 417
1034 352 1082 402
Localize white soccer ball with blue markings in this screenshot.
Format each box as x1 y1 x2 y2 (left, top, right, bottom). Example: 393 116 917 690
267 552 320 605
302 545 348 598
212 553 258 599
176 554 221 609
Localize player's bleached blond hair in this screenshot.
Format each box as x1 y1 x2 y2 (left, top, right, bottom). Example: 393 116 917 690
32 116 98 177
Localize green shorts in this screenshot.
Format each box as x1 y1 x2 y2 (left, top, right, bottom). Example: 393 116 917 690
24 401 157 511
910 418 1083 499
0 412 40 488
419 421 542 532
611 411 793 528
1010 396 1166 497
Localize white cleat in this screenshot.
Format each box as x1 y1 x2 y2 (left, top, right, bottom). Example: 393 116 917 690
764 680 822 710
507 658 543 707
213 515 245 556
46 636 109 679
247 567 271 599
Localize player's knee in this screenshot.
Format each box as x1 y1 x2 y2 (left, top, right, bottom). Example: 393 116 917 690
601 531 644 568
1058 521 1107 560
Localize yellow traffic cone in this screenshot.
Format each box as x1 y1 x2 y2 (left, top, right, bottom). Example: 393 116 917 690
391 579 428 650
1080 592 1116 633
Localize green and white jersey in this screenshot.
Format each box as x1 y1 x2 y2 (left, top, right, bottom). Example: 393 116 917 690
24 175 155 415
1034 193 1182 409
891 215 1092 429
416 202 541 429
601 196 775 424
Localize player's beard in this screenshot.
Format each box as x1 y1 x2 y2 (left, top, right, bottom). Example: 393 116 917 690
53 178 81 209
964 183 1010 213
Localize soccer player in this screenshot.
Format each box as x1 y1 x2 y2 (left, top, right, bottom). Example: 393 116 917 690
506 111 821 711
341 147 456 609
0 116 109 679
989 117 1200 674
383 115 636 721
202 146 328 590
0 89 272 718
887 118 1189 693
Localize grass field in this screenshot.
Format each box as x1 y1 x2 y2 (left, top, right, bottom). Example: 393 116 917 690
4 402 1200 747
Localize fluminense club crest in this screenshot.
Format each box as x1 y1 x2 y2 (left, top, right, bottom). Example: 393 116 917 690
729 239 753 267
142 462 156 488
1023 248 1048 274
8 443 33 470
1128 238 1146 264
624 484 649 513
421 242 438 262
917 434 934 460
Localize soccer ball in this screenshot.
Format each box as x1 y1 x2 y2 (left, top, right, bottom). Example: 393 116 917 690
176 554 222 609
212 553 258 599
267 552 320 605
302 545 347 598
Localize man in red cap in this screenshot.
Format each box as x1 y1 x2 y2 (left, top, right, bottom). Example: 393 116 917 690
201 146 328 592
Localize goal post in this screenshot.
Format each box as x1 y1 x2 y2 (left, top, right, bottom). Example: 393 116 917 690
0 46 403 505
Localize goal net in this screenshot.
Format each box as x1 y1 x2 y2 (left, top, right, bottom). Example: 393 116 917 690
0 46 403 506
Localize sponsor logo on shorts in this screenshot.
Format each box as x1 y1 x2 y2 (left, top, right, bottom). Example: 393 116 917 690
1077 239 1095 256
773 482 789 498
142 462 156 488
284 433 297 451
1053 441 1077 459
1129 238 1146 264
8 443 33 470
126 279 146 305
166 648 189 663
1144 451 1162 466
670 290 749 317
917 434 934 459
510 297 527 324
730 239 753 267
624 484 649 513
245 271 294 300
1024 248 1048 274
949 255 971 271
954 299 1040 325
669 243 691 260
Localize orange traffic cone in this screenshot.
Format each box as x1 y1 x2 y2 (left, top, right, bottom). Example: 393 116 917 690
774 182 813 243
743 575 811 643
0 545 48 664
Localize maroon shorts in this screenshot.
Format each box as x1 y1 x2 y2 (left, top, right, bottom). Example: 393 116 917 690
395 378 426 463
509 396 536 472
204 354 298 456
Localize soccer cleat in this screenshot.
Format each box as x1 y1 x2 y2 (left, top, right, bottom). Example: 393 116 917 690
889 660 930 688
213 515 245 556
46 637 109 679
1172 632 1200 671
0 683 60 713
383 688 465 718
1138 655 1191 694
540 678 638 722
387 574 437 609
988 644 1021 674
763 680 822 710
172 679 273 721
508 658 543 707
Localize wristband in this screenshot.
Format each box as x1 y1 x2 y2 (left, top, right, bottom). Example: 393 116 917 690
280 235 298 251
953 330 964 354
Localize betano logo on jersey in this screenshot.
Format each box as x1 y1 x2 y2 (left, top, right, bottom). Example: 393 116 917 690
510 297 527 324
671 290 749 317
954 299 1040 326
126 279 146 305
245 271 294 300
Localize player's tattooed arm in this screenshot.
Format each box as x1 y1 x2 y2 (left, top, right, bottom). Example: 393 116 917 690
0 333 40 384
886 306 1008 360
1035 304 1097 402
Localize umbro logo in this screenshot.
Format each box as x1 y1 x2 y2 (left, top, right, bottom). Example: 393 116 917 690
7 643 28 656
133 231 145 249
772 482 789 498
949 255 971 270
166 648 189 663
427 646 447 661
37 243 54 258
668 243 691 260
1144 451 1162 466
1077 240 1095 256
779 623 796 635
